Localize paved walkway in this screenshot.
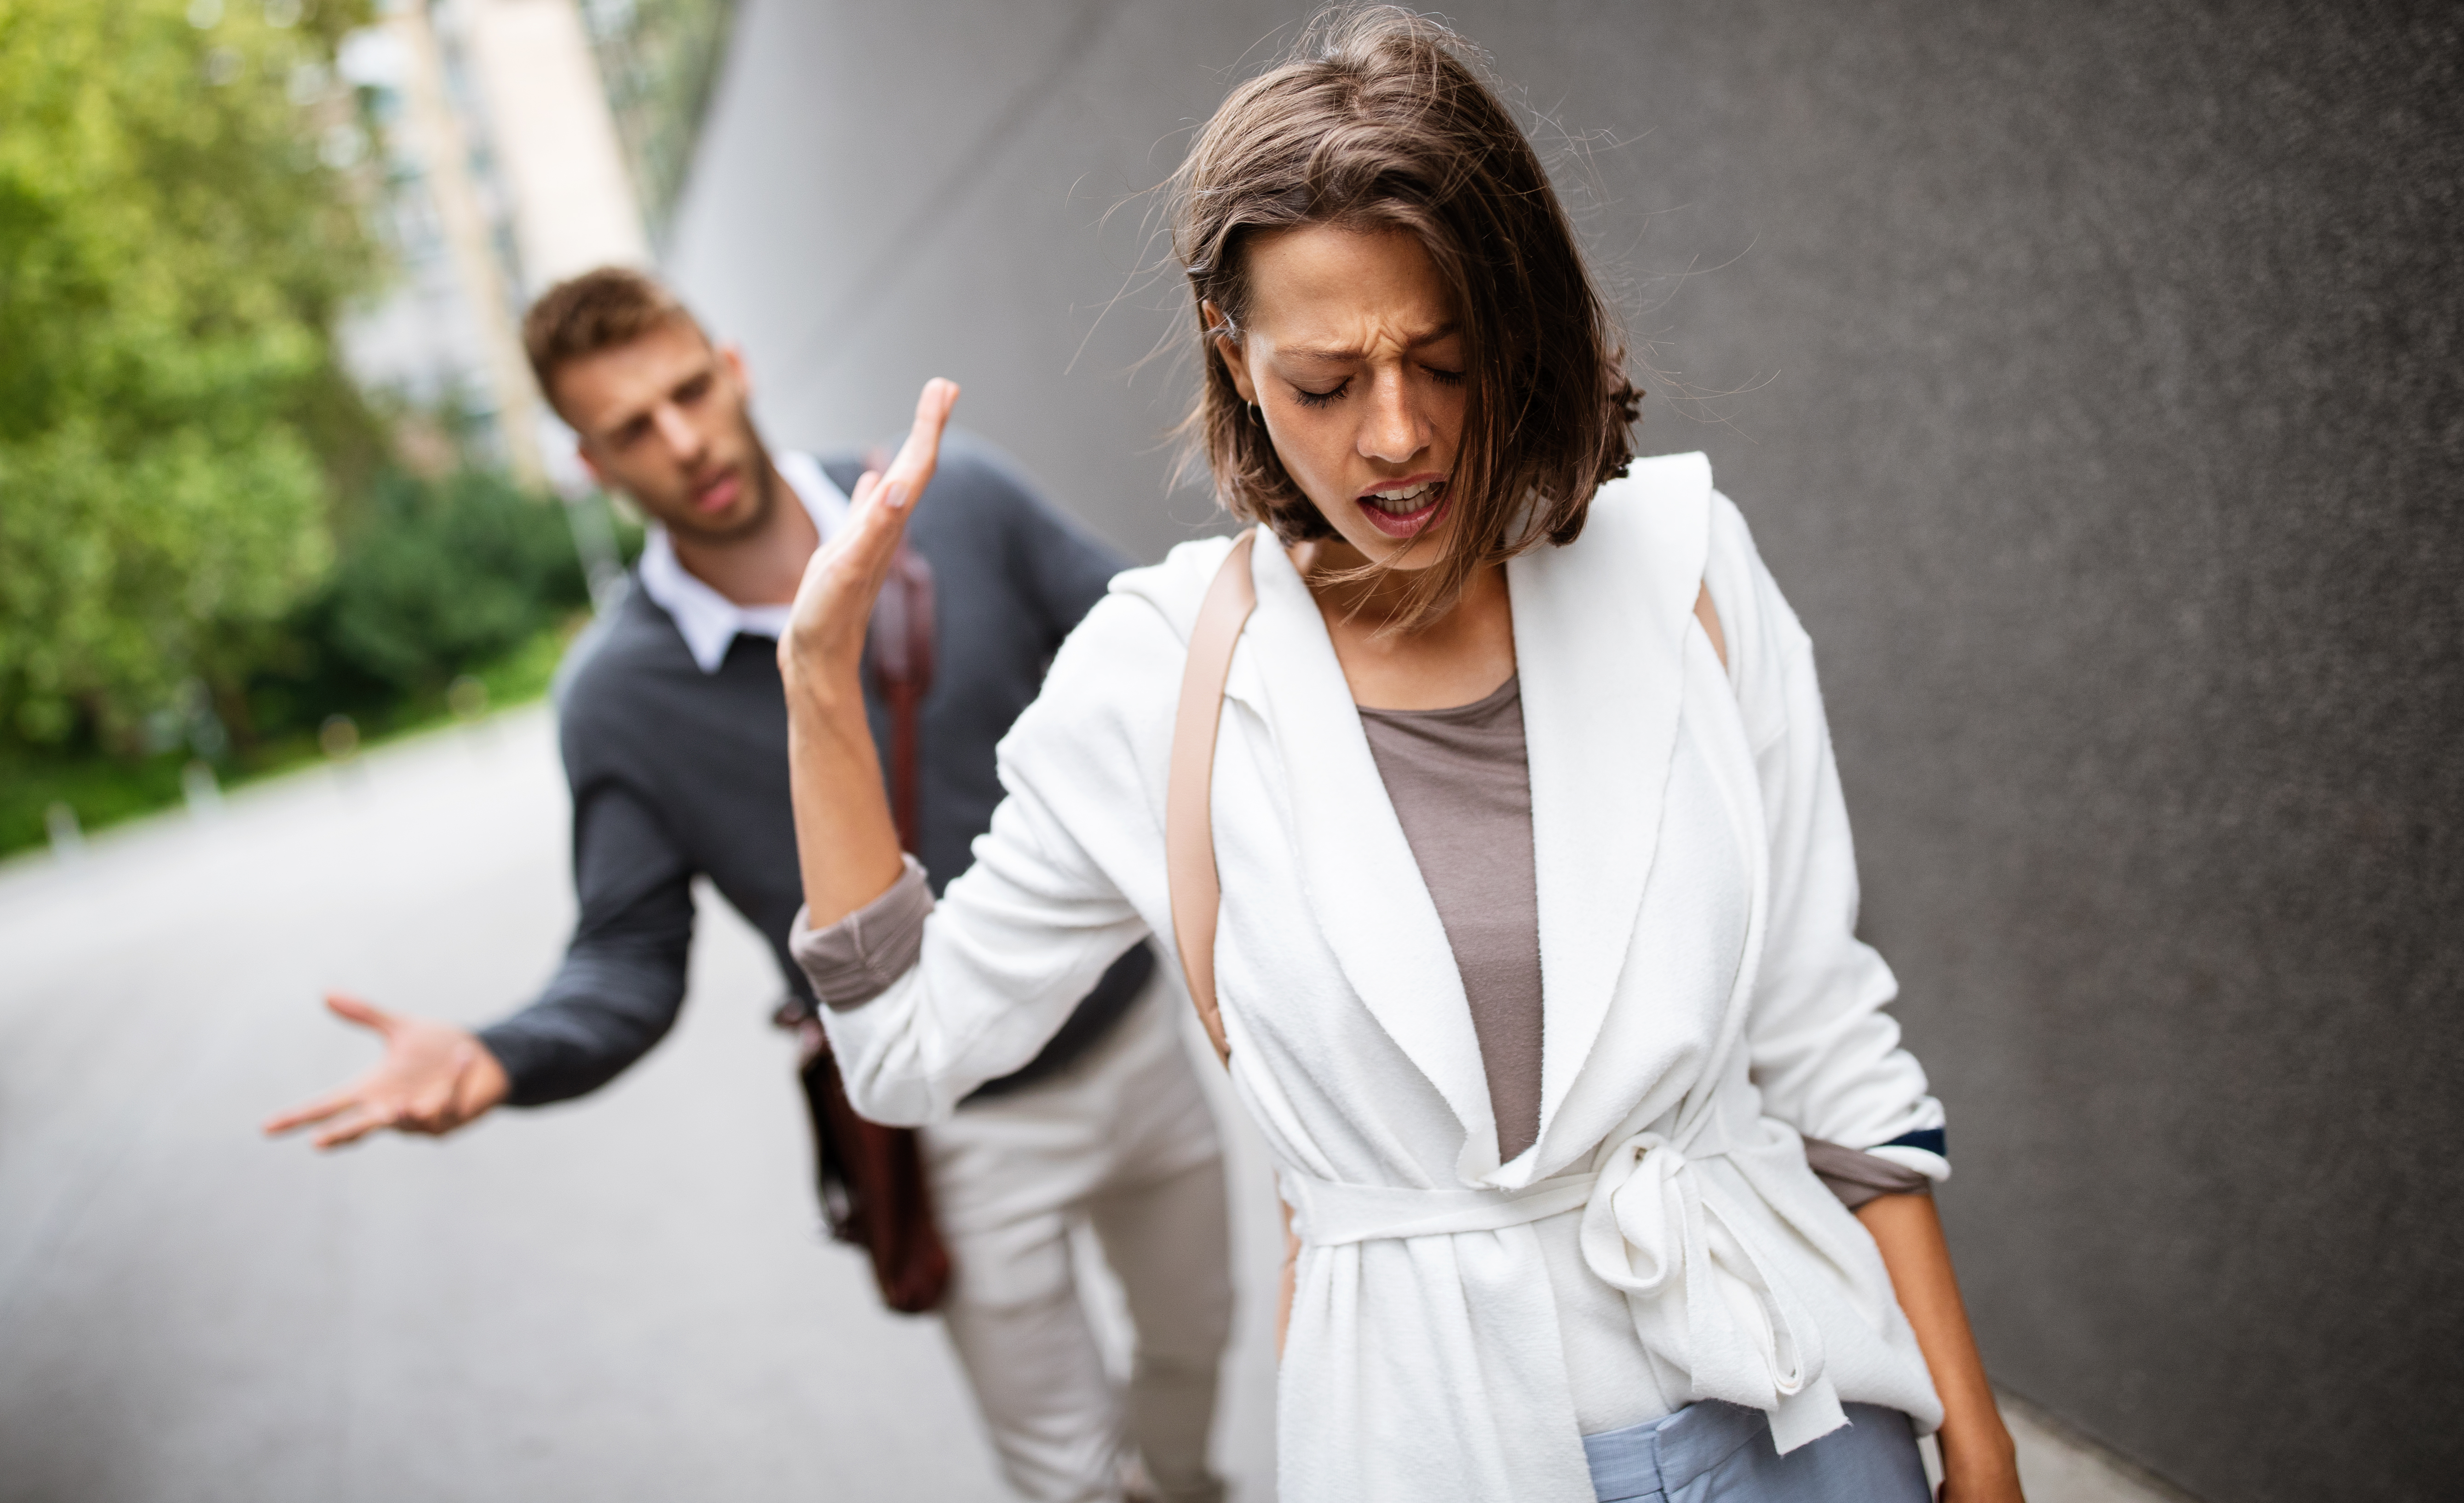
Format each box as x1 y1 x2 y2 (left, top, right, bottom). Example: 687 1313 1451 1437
0 707 2172 1503
0 710 1281 1502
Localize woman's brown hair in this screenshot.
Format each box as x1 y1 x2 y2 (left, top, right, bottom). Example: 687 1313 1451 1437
1171 6 1640 617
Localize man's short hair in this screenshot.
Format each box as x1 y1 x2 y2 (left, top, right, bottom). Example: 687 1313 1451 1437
522 266 702 407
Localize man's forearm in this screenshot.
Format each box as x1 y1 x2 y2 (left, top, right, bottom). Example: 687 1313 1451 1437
477 946 689 1105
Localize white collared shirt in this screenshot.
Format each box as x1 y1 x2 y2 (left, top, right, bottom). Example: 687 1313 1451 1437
634 451 850 673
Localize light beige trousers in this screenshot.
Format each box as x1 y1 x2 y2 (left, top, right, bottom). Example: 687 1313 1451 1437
923 982 1232 1503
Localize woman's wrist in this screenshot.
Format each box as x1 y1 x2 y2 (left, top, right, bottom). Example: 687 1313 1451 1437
777 641 865 715
785 683 877 760
1852 1193 2024 1497
1936 1403 2021 1496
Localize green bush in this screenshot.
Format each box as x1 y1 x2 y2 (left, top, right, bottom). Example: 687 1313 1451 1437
2 474 639 858
312 471 579 692
243 468 636 737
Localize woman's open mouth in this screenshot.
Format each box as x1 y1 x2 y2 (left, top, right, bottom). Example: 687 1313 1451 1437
1355 476 1447 538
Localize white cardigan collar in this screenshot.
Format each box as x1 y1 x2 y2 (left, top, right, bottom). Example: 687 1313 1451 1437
1223 453 1715 1183
1513 453 1714 1168
1244 537 1497 1181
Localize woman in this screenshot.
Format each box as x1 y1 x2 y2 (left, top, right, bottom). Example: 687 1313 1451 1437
780 11 2025 1502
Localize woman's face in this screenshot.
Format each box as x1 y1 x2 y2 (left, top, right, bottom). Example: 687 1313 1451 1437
1211 224 1468 569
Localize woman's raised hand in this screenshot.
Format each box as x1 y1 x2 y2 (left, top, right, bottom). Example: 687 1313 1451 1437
779 378 958 928
780 377 960 696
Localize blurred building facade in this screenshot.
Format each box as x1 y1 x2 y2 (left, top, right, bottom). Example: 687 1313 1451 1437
333 0 729 493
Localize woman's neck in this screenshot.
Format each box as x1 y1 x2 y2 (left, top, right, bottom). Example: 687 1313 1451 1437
1299 542 1516 711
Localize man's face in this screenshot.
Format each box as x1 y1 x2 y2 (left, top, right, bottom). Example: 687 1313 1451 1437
553 319 773 541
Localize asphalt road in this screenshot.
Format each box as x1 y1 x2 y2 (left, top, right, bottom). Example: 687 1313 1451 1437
0 709 1284 1503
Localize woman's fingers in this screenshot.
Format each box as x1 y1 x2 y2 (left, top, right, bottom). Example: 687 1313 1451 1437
846 379 956 578
779 380 958 682
843 473 911 572
881 379 959 499
800 479 909 634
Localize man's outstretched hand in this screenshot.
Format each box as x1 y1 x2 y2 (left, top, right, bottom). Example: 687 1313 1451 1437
263 994 510 1149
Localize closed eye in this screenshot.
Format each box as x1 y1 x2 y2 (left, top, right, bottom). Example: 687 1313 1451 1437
1292 377 1351 409
1423 365 1465 387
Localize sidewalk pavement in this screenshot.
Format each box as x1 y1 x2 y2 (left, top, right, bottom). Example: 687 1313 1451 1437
0 708 1278 1502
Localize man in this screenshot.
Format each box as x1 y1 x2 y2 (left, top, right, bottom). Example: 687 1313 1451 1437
266 268 1232 1503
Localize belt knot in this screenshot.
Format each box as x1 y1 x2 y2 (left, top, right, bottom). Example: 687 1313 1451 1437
1279 1102 1848 1450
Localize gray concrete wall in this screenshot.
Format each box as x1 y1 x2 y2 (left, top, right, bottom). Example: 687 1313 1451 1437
664 3 2464 1498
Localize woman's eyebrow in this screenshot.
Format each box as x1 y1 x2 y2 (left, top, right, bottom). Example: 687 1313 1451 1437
1283 321 1461 362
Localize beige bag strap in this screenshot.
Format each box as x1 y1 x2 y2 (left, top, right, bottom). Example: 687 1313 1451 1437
1165 530 1260 1066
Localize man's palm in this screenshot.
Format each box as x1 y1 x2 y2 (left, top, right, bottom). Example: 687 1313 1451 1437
264 994 509 1149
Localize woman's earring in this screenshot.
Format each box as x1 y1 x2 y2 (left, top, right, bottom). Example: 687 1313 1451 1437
1249 401 1263 425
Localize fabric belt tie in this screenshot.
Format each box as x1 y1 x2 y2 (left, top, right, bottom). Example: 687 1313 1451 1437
1282 1105 1848 1453
1284 1169 1596 1246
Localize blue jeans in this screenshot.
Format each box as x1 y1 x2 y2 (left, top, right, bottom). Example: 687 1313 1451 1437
1585 1402 1930 1502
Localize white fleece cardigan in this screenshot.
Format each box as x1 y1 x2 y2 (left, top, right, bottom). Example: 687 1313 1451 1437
810 454 1948 1501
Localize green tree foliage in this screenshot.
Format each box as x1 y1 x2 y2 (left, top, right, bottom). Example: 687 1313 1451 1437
0 468 633 858
0 0 377 752
249 466 602 730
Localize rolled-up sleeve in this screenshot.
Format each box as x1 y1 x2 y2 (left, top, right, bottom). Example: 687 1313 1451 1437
1802 1136 1937 1208
789 856 934 1010
1710 493 1949 1185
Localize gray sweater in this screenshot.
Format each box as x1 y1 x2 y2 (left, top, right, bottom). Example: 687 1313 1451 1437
478 435 1150 1106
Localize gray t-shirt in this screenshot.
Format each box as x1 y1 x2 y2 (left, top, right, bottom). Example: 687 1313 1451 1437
1359 675 1548 1162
